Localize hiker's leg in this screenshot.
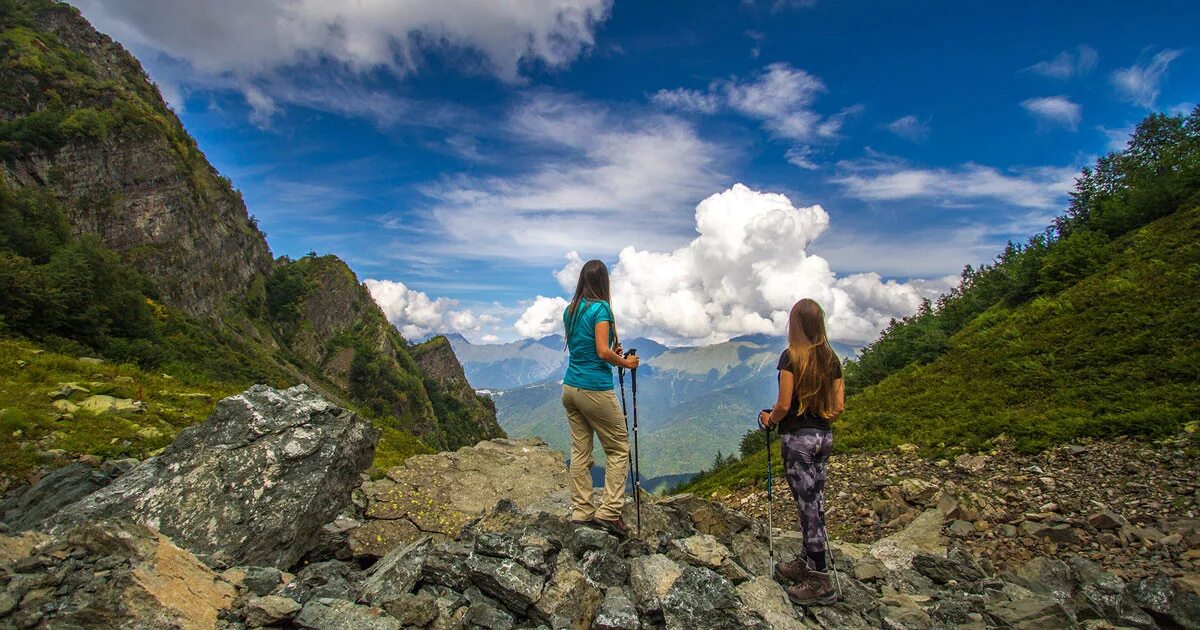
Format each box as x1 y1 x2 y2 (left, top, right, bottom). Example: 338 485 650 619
580 388 629 521
780 429 828 571
563 385 596 521
813 430 833 565
811 427 830 564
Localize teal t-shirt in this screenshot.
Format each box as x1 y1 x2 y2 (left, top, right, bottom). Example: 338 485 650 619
562 299 615 391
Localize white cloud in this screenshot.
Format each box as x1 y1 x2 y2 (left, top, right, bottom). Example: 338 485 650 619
650 88 720 114
1024 45 1099 79
514 296 569 337
519 184 954 346
723 63 828 140
1112 49 1184 109
1021 96 1082 131
831 152 1078 209
365 279 496 340
886 115 930 142
746 30 765 59
652 63 856 145
1168 102 1196 117
785 146 819 170
414 92 725 262
76 0 612 120
1099 124 1135 152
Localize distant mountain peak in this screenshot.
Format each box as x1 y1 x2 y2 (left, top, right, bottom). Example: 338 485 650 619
729 333 781 346
442 332 470 345
534 334 565 349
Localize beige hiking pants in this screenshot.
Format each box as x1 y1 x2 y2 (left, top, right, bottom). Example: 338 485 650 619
561 384 629 521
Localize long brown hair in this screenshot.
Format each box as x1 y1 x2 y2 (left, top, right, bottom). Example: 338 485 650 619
564 259 616 346
786 298 838 419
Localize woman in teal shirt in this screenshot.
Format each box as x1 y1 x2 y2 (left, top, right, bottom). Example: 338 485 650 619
561 259 640 537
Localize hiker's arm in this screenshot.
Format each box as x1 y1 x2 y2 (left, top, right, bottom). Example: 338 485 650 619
595 321 638 369
831 378 845 417
761 369 794 427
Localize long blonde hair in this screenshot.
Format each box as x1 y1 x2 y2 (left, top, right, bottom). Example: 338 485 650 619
786 298 838 420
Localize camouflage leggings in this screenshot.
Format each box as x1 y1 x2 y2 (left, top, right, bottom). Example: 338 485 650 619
780 428 833 571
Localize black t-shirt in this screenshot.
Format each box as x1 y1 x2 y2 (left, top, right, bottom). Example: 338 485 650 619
775 349 842 432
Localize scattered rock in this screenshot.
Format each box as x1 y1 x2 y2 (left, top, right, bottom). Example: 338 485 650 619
670 533 730 569
294 597 402 630
279 560 363 605
853 558 887 582
380 592 438 627
359 537 430 606
532 553 602 628
224 565 287 596
47 383 90 400
245 595 302 627
593 588 640 630
912 548 986 584
660 566 767 629
734 576 807 629
51 399 78 414
870 510 947 570
1129 573 1200 629
986 589 1077 630
948 519 975 537
466 553 546 614
900 478 939 506
954 454 989 474
43 384 378 569
629 553 684 614
0 530 49 565
78 394 144 414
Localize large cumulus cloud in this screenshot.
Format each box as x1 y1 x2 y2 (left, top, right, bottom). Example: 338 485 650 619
519 184 955 346
364 279 499 341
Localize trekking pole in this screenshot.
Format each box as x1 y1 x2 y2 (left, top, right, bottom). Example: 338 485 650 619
628 349 641 536
763 415 774 575
822 517 843 602
618 364 635 497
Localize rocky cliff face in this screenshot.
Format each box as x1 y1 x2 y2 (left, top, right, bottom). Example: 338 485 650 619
0 1 501 456
412 335 507 446
0 1 274 318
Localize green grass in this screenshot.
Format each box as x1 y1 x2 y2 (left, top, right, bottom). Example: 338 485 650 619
0 336 242 480
680 205 1200 497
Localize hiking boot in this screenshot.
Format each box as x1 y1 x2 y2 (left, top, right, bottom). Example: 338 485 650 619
774 556 812 584
594 517 629 538
786 571 837 606
568 518 594 526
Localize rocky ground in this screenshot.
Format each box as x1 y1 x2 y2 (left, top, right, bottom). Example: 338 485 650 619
717 428 1200 584
1 385 1198 629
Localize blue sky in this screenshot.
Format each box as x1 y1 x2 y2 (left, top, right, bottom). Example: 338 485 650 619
76 0 1197 344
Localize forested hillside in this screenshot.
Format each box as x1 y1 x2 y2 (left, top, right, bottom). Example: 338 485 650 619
682 108 1200 495
0 0 501 481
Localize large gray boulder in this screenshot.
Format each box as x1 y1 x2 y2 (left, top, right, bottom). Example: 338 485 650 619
42 384 378 569
0 463 116 531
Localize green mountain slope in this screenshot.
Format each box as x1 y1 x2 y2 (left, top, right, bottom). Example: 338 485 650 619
680 110 1200 496
0 0 500 481
837 203 1200 452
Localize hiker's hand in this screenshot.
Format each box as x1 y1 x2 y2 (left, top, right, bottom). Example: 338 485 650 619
625 354 640 370
759 410 772 429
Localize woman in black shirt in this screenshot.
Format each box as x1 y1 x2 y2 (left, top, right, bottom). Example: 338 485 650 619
758 298 845 605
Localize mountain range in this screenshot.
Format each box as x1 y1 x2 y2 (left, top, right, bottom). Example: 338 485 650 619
449 331 857 481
